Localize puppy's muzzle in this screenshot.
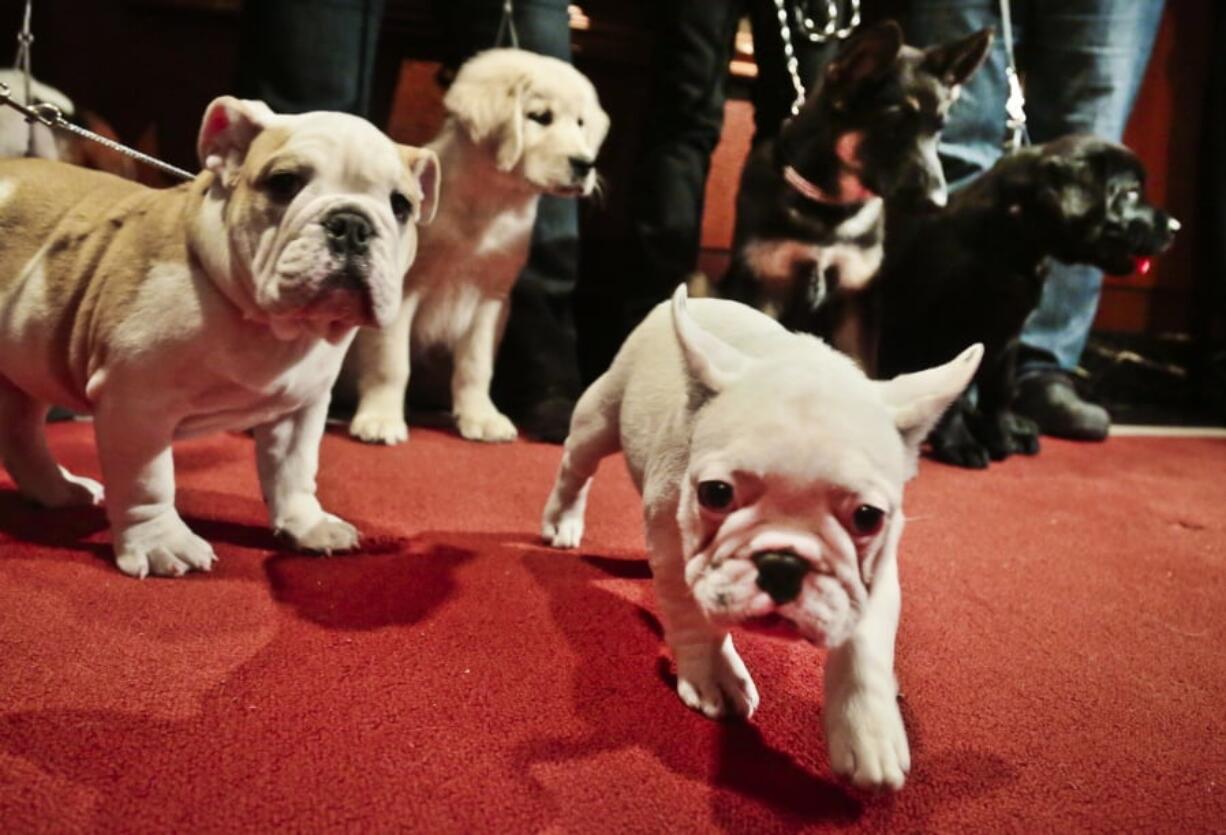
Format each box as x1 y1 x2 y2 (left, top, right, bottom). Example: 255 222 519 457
569 156 595 180
324 209 374 258
753 550 809 605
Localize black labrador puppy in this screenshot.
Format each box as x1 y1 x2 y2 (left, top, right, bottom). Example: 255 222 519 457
877 135 1178 468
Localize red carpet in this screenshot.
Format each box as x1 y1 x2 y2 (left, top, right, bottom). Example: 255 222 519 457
1 422 1224 832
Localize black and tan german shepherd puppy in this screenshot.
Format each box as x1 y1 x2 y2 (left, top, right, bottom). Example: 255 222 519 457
718 20 992 369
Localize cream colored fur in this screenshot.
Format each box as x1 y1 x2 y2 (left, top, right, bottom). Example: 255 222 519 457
542 286 982 790
344 49 609 445
0 96 437 578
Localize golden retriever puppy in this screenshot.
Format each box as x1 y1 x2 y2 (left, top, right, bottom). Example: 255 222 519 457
344 49 609 444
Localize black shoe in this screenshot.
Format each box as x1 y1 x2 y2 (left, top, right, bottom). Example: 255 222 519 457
1012 373 1110 441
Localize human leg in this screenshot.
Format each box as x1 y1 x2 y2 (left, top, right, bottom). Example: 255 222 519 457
237 0 386 115
1014 0 1165 438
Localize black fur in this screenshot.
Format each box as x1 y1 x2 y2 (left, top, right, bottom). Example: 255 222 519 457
719 20 992 366
877 135 1177 468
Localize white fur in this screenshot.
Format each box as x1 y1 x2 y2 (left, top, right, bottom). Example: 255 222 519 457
541 286 981 790
0 97 436 578
345 49 609 445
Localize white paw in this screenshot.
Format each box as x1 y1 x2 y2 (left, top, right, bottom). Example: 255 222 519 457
35 468 105 509
541 492 585 549
825 688 911 791
675 635 760 720
455 407 517 443
349 409 409 445
280 512 360 555
114 512 217 579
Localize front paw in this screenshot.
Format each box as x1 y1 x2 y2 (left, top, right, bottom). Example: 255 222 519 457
541 490 585 548
825 687 910 791
974 410 1041 460
928 435 990 469
675 635 760 720
455 406 518 443
114 512 217 579
279 512 360 555
349 409 409 446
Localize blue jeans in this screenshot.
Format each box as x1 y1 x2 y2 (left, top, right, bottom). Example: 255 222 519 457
907 0 1165 375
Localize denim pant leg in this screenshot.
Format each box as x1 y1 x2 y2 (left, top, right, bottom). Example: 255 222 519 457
1017 0 1165 374
621 1 744 330
905 0 1010 189
238 0 386 115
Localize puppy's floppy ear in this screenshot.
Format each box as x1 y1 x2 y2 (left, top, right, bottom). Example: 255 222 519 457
198 96 275 185
877 343 983 465
585 103 611 154
1037 153 1095 218
443 69 526 173
923 27 994 87
824 20 904 105
671 285 749 393
399 145 440 226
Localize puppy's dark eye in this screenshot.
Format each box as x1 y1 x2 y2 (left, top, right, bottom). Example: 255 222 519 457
577 117 585 127
697 480 735 512
390 191 413 223
264 171 306 203
851 504 886 537
527 110 553 126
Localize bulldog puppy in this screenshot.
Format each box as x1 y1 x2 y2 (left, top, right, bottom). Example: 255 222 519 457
542 286 981 790
0 97 438 578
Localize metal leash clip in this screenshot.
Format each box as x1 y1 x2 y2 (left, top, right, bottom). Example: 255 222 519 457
0 81 196 181
1004 65 1028 152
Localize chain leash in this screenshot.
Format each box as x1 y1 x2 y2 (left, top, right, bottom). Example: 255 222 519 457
0 82 196 180
772 0 860 116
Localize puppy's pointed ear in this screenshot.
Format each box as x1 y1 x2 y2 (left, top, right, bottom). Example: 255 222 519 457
824 20 904 105
671 285 749 393
198 96 274 184
923 27 994 87
400 145 440 225
444 68 526 172
877 343 983 461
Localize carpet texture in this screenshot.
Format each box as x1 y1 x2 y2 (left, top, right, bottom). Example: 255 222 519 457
1 422 1224 833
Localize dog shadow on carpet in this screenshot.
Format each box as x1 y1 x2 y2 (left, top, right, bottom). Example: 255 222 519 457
263 534 473 631
511 546 865 826
0 486 404 579
0 487 287 567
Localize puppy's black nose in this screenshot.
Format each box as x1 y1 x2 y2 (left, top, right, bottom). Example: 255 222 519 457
324 210 373 257
753 551 809 605
569 156 595 179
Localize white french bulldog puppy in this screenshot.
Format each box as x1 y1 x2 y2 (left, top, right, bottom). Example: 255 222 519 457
0 96 438 578
542 286 981 790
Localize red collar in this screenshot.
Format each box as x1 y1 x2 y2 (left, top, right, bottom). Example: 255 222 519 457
782 164 875 206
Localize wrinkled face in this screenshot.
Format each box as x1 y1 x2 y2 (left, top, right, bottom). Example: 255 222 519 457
446 50 609 197
678 380 906 648
1032 138 1177 275
202 104 436 342
783 23 991 208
